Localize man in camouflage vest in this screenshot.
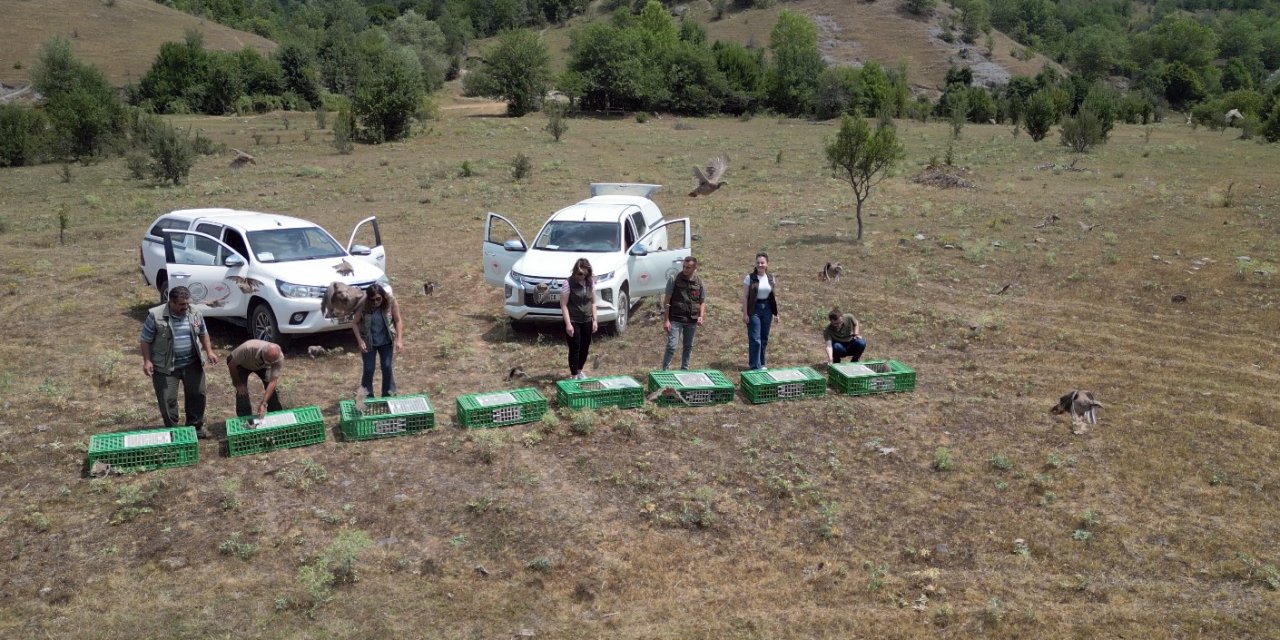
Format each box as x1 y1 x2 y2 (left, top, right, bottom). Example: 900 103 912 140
139 286 219 438
662 256 706 370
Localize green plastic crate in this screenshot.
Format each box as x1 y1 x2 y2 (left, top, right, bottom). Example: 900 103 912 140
556 375 645 410
226 406 326 456
645 370 735 407
828 359 917 395
87 426 198 472
339 394 436 441
456 388 547 429
740 366 827 404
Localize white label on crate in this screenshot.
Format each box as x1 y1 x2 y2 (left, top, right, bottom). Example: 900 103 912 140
373 418 408 435
673 372 713 387
778 383 804 398
833 363 877 377
869 377 896 391
387 397 431 414
599 376 641 390
123 432 171 448
476 392 517 407
767 369 806 382
260 412 298 428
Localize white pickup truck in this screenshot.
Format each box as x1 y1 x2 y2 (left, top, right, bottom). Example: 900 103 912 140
482 184 691 335
139 208 390 344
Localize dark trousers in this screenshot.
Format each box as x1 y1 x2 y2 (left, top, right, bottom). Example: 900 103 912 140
152 362 206 428
832 337 867 362
565 321 593 375
360 342 396 397
232 367 284 417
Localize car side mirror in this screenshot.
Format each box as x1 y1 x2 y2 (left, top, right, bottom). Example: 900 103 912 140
224 254 245 268
503 240 527 252
349 244 372 256
629 243 649 257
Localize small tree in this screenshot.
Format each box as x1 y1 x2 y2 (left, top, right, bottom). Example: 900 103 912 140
464 29 552 117
825 113 904 242
1261 101 1280 143
148 122 195 185
946 90 969 138
1059 108 1104 152
333 107 355 154
1023 89 1057 142
544 101 569 141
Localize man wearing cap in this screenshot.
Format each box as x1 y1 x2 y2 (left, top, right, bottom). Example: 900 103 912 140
140 286 219 437
227 339 285 417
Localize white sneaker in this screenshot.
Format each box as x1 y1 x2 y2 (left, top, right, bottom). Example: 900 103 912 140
577 372 588 380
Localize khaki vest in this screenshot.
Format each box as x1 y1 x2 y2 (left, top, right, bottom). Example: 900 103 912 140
566 280 593 323
668 273 704 322
147 304 206 375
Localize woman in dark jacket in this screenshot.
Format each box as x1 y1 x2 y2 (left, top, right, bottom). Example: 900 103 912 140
352 283 404 397
560 258 598 379
742 252 779 370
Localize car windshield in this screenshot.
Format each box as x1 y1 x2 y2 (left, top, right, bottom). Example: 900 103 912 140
248 227 346 263
533 221 620 252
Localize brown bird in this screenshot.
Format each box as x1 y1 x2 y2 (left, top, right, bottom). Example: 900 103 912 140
307 345 327 358
507 366 526 381
645 386 688 405
354 386 367 415
1051 390 1103 434
532 282 552 304
226 275 263 294
993 283 1013 295
423 281 438 295
321 281 365 319
229 148 257 170
688 155 729 197
334 259 355 276
1078 221 1101 232
818 262 843 282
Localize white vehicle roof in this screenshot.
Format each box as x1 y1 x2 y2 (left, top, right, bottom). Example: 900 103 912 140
548 200 644 224
161 208 320 232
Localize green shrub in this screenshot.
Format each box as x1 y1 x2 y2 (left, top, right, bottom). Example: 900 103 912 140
1023 89 1058 142
148 121 196 185
1059 108 1106 152
510 153 531 181
0 104 48 167
333 107 355 155
125 151 150 179
545 101 569 141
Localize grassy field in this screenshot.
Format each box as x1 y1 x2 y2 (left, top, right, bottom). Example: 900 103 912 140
0 108 1278 638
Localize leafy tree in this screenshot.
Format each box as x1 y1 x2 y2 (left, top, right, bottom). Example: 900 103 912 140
1023 88 1058 142
237 48 284 97
1059 108 1104 153
32 37 122 159
1262 101 1280 143
203 52 245 115
814 67 862 120
352 43 425 141
825 113 904 242
276 44 322 109
1069 25 1125 80
944 89 969 137
148 121 196 185
137 31 209 113
1081 83 1119 139
767 10 825 116
464 29 552 117
1221 58 1254 92
566 23 647 111
333 106 355 154
713 41 766 114
0 105 48 167
1162 61 1205 109
1136 14 1218 71
388 10 450 91
966 86 997 123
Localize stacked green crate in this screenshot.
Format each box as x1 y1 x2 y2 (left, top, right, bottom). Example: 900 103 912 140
87 426 199 472
740 366 827 404
645 370 735 407
556 375 645 410
226 406 326 456
456 388 547 428
339 394 435 441
828 359 917 395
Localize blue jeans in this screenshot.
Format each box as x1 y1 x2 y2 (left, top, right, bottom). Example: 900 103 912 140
832 337 867 362
361 343 396 397
747 301 774 370
662 320 698 370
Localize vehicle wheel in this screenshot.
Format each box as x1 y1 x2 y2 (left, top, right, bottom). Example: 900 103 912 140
250 302 284 345
156 273 169 303
609 288 629 336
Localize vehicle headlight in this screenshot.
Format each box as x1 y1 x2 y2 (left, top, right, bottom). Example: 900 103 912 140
594 271 614 284
377 275 391 287
276 280 327 298
510 271 525 286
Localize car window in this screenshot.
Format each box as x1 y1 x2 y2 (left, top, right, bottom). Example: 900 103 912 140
533 221 620 252
170 232 225 267
629 211 647 238
223 228 249 260
149 218 187 239
195 223 222 256
248 227 345 263
624 219 637 249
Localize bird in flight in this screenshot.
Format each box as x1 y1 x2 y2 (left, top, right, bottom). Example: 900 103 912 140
689 155 729 197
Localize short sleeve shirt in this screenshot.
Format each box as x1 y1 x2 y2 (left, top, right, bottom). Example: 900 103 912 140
229 339 283 380
823 313 859 343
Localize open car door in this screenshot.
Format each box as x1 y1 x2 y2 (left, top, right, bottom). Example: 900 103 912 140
346 217 386 270
162 230 253 316
483 213 526 287
626 218 691 298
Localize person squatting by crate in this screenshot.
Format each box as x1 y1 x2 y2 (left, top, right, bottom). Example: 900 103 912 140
743 252 780 371
352 283 404 397
139 286 219 438
228 339 285 417
560 257 598 380
824 307 866 364
662 255 706 371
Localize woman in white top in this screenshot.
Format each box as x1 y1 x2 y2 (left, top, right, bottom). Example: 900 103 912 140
742 252 779 370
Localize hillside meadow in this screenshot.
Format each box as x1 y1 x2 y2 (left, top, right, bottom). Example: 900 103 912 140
0 108 1277 638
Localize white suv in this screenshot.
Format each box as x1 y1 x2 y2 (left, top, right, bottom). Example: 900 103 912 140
482 184 691 335
140 208 390 344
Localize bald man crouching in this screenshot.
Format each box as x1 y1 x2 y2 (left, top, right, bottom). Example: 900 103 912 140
227 339 285 417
